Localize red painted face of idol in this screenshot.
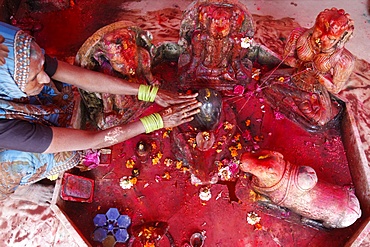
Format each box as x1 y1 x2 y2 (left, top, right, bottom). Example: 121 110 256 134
310 8 354 53
101 29 139 76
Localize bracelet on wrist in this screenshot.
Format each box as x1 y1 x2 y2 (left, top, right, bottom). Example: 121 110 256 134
138 84 159 102
139 113 164 133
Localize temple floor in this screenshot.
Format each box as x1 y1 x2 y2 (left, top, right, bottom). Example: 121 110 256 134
0 0 370 246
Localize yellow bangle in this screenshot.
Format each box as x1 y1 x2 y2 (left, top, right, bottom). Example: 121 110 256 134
138 84 159 102
138 84 149 101
140 113 164 133
149 86 159 102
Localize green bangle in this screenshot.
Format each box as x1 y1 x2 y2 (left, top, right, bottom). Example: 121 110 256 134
149 86 159 102
140 113 164 133
138 84 159 102
138 84 150 101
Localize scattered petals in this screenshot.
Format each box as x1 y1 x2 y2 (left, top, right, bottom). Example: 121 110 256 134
223 121 234 130
252 68 261 80
81 149 101 170
162 172 171 180
199 187 212 201
247 211 261 225
126 158 135 168
164 158 173 167
176 160 183 169
241 37 252 48
120 176 135 189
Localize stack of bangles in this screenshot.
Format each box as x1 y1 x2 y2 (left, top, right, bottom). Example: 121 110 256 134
138 85 163 133
138 84 159 102
140 113 164 133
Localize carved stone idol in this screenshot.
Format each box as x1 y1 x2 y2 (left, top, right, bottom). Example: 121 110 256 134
178 0 255 96
261 8 355 131
75 21 158 129
239 150 361 228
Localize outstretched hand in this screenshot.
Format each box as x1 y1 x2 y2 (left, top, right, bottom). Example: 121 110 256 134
0 35 9 66
155 89 199 108
160 99 201 128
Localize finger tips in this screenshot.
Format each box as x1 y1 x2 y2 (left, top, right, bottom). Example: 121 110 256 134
185 116 194 123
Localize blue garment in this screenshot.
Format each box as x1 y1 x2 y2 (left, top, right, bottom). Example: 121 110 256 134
0 22 81 198
0 149 80 199
0 21 30 99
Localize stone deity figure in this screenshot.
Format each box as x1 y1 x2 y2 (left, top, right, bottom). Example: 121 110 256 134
262 8 355 131
178 0 255 95
75 22 158 129
237 150 361 228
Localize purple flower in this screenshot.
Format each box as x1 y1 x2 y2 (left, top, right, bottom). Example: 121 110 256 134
82 149 101 169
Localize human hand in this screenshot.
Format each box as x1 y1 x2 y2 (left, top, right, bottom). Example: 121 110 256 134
155 89 199 108
160 100 201 128
0 35 9 66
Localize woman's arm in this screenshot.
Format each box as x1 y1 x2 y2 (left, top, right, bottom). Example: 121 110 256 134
52 60 199 107
52 60 140 95
44 100 201 153
45 121 145 153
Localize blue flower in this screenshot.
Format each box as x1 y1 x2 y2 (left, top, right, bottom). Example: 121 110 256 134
92 208 131 243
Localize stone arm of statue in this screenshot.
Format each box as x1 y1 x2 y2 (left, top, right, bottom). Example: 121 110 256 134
44 100 201 153
283 27 307 68
53 60 199 107
0 35 9 66
317 49 355 94
189 30 205 66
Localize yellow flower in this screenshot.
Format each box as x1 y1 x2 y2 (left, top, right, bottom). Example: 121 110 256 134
152 157 159 165
163 128 172 138
47 174 59 181
164 158 173 167
230 149 238 157
176 160 183 169
156 151 163 159
152 152 163 165
151 142 157 150
130 177 138 185
188 137 196 148
162 172 171 180
234 133 241 141
236 143 242 150
126 159 135 168
223 121 234 130
254 223 262 231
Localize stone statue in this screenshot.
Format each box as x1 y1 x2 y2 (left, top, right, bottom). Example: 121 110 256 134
238 150 361 228
261 8 355 131
75 21 157 129
178 0 255 96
